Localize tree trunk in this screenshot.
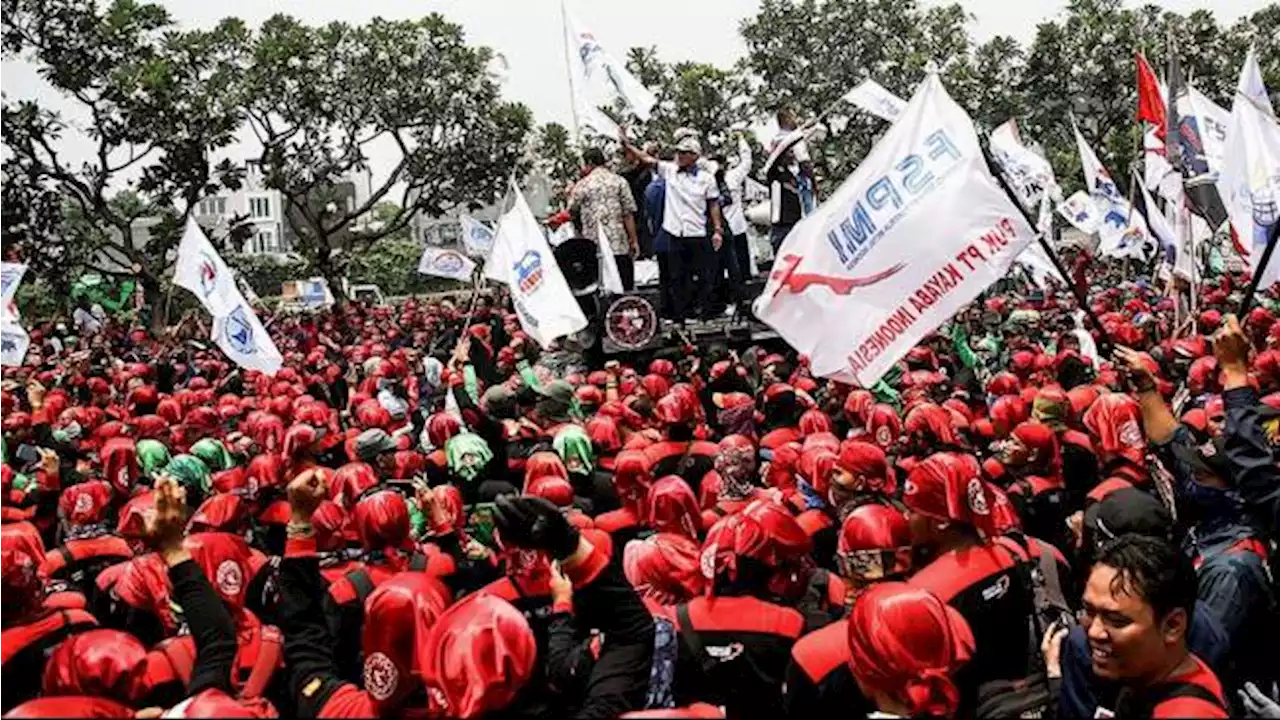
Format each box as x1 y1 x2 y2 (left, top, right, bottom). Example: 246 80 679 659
317 241 347 308
144 276 168 332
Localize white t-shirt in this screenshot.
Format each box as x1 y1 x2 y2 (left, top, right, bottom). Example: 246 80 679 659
722 138 753 237
657 160 720 238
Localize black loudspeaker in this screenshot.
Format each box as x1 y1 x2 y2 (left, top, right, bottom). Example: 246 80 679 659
601 288 662 354
553 238 600 296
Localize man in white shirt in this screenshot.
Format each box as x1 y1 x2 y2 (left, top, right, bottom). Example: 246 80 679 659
622 131 724 323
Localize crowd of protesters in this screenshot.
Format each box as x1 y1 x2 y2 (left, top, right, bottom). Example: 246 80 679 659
5 185 1280 719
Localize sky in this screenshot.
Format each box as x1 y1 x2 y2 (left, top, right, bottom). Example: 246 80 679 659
2 0 1269 190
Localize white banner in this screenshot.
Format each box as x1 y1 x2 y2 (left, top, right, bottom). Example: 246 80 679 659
1185 85 1230 177
486 181 588 348
418 246 477 282
989 119 1057 213
754 73 1036 385
563 5 657 123
1057 190 1102 234
211 300 283 375
459 214 495 257
1 263 29 367
173 217 242 317
1221 50 1280 291
842 79 907 122
1072 121 1152 259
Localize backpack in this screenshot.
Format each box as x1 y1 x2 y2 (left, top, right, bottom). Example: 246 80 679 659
974 535 1074 719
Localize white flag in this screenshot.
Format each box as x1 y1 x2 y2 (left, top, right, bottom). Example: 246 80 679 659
597 221 625 294
211 301 283 375
754 73 1036 385
487 181 588 348
417 246 477 282
1221 51 1280 291
1072 121 1152 259
1057 190 1102 234
1239 46 1275 120
173 217 241 317
841 79 907 122
0 263 29 367
563 5 656 123
989 119 1058 211
459 215 495 257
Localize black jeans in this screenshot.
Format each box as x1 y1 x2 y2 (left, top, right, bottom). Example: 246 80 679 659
733 232 752 278
715 233 748 308
771 223 795 254
668 235 714 322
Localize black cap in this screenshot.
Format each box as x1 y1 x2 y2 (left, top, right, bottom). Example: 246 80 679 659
1170 435 1230 483
1085 486 1173 546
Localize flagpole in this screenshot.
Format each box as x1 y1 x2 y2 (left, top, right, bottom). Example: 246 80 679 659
1239 221 1280 315
985 147 1115 355
560 0 581 142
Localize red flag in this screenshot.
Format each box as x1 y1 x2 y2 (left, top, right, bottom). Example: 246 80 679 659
1136 52 1166 141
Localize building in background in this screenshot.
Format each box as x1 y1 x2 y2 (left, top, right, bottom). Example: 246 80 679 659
409 167 555 249
193 159 370 256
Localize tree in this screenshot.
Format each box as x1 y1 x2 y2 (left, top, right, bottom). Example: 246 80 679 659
738 0 977 180
241 14 532 301
2 0 248 325
533 121 578 204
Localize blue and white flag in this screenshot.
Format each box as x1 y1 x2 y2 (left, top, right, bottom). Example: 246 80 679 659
1056 191 1102 234
1221 47 1280 292
1132 169 1178 267
418 246 477 282
485 180 588 348
1 263 27 308
459 214 495 257
1072 120 1153 259
563 4 656 132
211 301 283 375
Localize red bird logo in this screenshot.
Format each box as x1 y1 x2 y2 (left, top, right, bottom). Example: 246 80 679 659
769 254 905 297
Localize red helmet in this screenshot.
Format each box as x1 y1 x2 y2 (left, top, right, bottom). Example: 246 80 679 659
623 533 705 604
420 594 537 719
351 490 411 551
647 476 701 540
655 392 697 426
42 629 146 704
360 572 451 714
427 413 462 449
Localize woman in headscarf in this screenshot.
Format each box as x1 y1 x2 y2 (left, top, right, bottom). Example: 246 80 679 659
445 431 505 503
553 425 617 513
845 583 975 719
162 454 212 510
136 439 171 483
594 450 654 553
989 421 1071 553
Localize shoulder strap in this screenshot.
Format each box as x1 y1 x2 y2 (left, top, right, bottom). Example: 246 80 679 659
1117 680 1223 718
345 568 377 608
239 625 282 699
0 609 97 665
675 603 717 675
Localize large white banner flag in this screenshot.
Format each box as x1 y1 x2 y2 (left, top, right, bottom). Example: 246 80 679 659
754 73 1036 385
1221 49 1280 291
173 217 242 317
459 214 496 257
418 246 477 282
487 181 588 348
0 263 29 367
563 5 656 125
1072 121 1153 259
842 79 907 122
211 300 283 375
